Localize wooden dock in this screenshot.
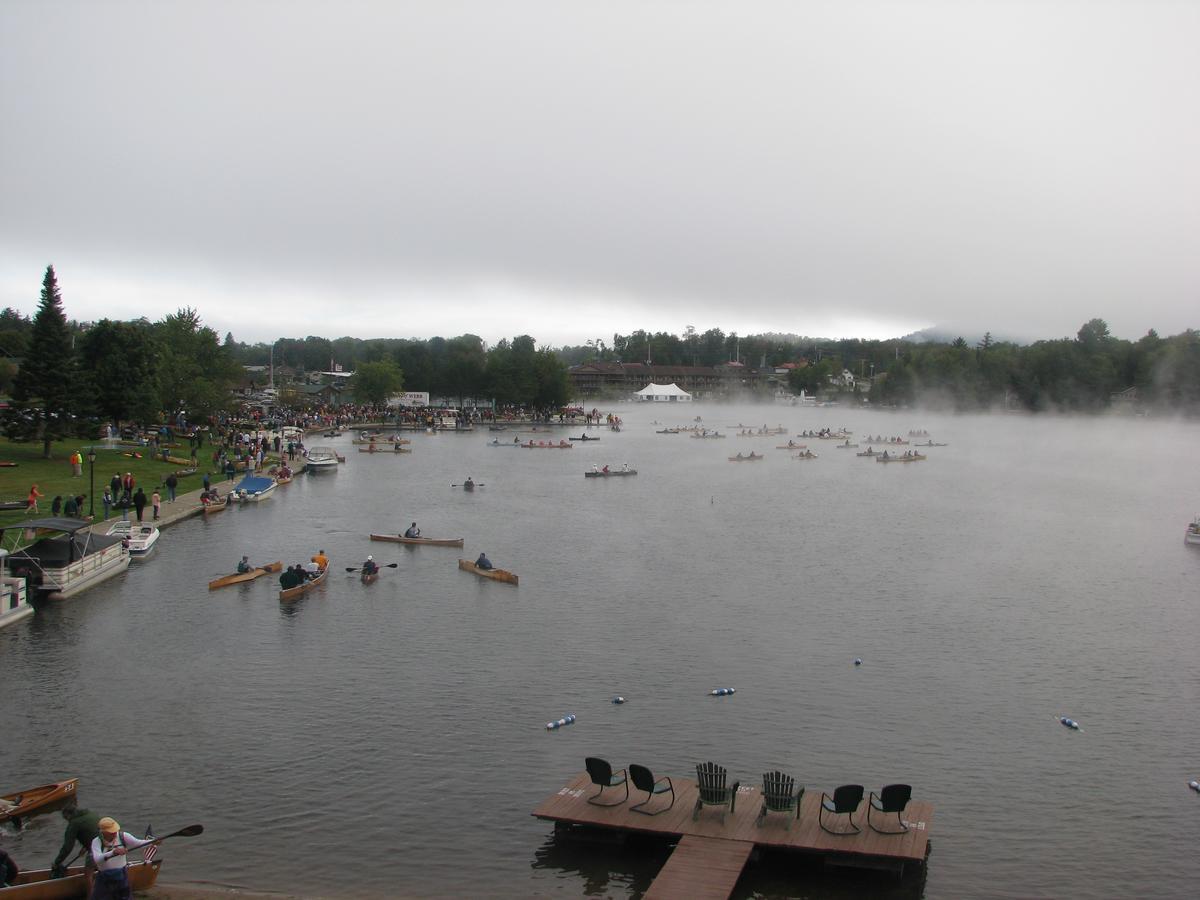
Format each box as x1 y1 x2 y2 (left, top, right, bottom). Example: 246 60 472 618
532 771 932 898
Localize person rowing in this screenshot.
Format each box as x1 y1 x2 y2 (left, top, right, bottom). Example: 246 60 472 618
404 522 421 538
475 552 494 570
236 555 251 574
361 556 379 576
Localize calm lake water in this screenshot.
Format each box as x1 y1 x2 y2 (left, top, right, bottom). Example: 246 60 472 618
2 403 1199 899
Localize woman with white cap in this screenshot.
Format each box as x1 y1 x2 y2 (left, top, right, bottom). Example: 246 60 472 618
361 555 379 576
89 817 153 900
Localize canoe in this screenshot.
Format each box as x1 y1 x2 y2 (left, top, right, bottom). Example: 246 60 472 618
361 571 378 585
0 779 78 824
275 475 293 486
458 558 518 585
279 566 328 602
727 455 764 461
358 446 412 453
201 495 230 514
774 444 807 450
792 453 818 460
584 470 637 477
567 436 600 441
3 861 161 899
208 561 283 591
370 534 465 547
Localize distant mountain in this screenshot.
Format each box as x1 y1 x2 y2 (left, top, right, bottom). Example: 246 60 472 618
898 326 1030 346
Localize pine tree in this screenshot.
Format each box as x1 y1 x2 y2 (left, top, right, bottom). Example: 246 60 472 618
11 265 79 457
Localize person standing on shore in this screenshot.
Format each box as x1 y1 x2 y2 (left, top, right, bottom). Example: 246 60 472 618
151 490 161 520
101 489 113 520
51 802 100 878
71 449 83 477
110 473 122 502
164 473 178 503
132 488 147 523
89 817 153 900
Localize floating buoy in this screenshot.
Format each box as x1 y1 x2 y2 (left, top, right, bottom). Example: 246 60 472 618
854 658 862 666
611 696 626 705
546 713 577 730
1188 781 1199 793
709 687 736 696
1058 716 1082 731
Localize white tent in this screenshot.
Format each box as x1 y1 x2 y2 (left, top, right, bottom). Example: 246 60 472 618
635 382 693 402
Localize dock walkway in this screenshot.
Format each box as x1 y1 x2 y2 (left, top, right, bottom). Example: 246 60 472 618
533 771 932 898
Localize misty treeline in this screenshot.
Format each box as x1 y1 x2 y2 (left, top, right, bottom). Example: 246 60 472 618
558 321 1200 413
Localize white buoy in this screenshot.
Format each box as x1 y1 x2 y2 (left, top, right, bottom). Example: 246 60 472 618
854 658 862 666
611 696 626 705
1188 780 1199 793
1058 716 1082 731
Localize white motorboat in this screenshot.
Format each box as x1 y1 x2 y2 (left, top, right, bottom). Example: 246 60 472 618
2 517 130 600
1186 516 1200 546
0 553 32 628
106 519 161 557
233 475 277 501
306 446 339 471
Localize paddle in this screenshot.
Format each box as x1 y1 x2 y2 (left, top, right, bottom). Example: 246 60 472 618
345 563 399 572
451 483 485 487
58 824 204 873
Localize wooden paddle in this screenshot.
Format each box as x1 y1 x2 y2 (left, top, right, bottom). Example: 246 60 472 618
344 563 399 572
451 483 485 487
145 823 204 842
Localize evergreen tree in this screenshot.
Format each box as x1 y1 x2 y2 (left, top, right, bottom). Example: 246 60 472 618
10 265 79 457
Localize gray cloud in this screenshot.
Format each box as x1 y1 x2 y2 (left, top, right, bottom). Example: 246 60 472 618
2 1 1196 346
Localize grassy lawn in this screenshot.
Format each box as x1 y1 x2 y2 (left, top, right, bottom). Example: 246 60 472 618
0 438 216 529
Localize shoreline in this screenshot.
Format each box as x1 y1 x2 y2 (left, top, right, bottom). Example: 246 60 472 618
145 884 308 899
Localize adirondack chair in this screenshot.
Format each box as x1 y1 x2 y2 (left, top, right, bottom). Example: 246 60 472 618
584 757 628 806
693 761 739 823
629 764 674 816
868 784 912 833
819 784 864 834
756 770 803 829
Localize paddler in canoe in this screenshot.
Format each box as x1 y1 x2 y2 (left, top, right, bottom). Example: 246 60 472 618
361 556 379 577
404 522 421 538
475 551 494 570
236 556 252 574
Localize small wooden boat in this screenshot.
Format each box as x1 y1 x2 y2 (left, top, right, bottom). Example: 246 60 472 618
458 558 518 585
0 779 78 824
774 444 807 450
727 454 764 462
856 449 880 457
3 861 161 899
358 445 411 453
584 469 637 477
201 494 230 514
208 561 283 591
370 535 465 547
792 452 818 460
655 428 679 434
834 442 860 449
279 566 328 602
521 441 572 449
568 435 600 441
913 441 948 447
361 571 378 585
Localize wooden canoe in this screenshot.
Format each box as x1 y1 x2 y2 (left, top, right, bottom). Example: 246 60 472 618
727 455 764 461
208 561 283 591
358 446 411 453
370 534 464 547
279 566 328 602
361 571 378 584
275 475 293 485
201 496 230 514
0 779 78 824
458 558 518 585
3 861 161 899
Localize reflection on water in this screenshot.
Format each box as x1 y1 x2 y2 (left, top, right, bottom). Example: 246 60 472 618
2 405 1200 899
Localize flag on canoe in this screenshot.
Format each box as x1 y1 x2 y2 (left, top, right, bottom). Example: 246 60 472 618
143 825 158 862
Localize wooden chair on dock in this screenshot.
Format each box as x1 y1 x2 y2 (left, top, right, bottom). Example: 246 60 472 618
868 784 912 833
693 762 739 823
756 771 804 830
585 757 629 806
819 784 864 835
629 764 674 815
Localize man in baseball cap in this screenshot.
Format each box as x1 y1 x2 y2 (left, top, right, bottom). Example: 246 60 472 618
90 817 153 899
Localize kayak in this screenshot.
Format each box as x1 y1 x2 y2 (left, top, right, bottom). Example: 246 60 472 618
0 778 78 824
370 535 465 547
458 558 518 585
208 561 283 590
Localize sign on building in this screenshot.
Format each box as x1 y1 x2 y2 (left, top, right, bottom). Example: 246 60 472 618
391 391 431 407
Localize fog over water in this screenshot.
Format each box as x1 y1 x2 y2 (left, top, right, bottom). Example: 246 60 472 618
2 404 1199 898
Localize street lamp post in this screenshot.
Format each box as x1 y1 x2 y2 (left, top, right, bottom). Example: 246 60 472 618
86 447 97 518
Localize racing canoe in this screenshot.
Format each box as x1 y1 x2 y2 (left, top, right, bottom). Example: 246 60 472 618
0 779 78 824
458 559 518 585
208 561 283 590
370 535 465 547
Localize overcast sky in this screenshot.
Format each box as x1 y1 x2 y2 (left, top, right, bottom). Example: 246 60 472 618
2 1 1197 349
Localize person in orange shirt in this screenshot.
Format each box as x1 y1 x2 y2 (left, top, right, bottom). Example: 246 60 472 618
311 550 329 571
26 484 44 513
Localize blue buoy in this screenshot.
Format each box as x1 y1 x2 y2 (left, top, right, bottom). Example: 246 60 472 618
709 687 736 696
1059 716 1082 731
854 658 862 666
611 696 626 704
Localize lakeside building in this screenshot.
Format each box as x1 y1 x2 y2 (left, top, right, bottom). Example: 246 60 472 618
569 362 787 400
